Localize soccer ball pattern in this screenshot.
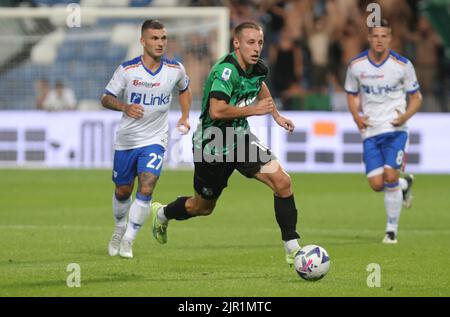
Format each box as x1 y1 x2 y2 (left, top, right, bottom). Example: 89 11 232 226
294 245 330 281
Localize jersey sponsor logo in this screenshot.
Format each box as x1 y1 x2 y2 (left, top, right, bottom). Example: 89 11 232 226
236 96 257 108
221 68 232 81
130 92 171 106
360 72 384 79
130 92 142 104
132 79 161 88
361 84 400 95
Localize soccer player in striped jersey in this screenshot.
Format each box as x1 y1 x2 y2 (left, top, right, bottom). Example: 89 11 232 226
101 20 192 258
151 22 303 265
345 19 422 244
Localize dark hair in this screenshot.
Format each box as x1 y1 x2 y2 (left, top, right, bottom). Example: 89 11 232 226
233 21 262 38
141 19 165 35
368 18 391 33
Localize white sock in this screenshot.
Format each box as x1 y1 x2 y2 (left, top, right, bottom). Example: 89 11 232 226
284 239 300 254
112 193 132 228
157 206 168 224
384 184 402 234
399 178 408 191
123 198 151 242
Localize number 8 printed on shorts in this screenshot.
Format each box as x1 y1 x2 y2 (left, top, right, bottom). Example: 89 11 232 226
396 150 404 166
147 153 163 170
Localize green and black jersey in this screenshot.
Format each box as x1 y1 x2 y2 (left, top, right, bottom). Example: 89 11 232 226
193 51 268 155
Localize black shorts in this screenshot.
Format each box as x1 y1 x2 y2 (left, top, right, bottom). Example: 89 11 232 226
193 132 277 200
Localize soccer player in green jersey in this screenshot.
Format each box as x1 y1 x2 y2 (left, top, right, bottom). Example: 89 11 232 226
151 22 302 264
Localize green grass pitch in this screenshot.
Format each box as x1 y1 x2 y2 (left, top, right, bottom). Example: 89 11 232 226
0 169 449 297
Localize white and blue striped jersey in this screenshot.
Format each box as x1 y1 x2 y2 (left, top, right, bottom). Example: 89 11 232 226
345 50 420 139
105 55 189 150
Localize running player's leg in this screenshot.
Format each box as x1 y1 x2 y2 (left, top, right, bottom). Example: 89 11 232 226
151 160 233 244
381 132 409 243
237 133 300 265
108 150 137 256
253 161 301 265
364 134 399 243
398 144 414 209
120 145 164 258
364 135 385 192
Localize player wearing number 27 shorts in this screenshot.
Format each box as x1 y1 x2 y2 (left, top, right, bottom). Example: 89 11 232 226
101 20 192 258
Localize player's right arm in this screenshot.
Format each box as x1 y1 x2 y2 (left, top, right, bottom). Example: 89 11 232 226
345 64 370 131
100 65 144 119
101 95 144 119
209 97 274 120
347 93 369 131
208 64 273 120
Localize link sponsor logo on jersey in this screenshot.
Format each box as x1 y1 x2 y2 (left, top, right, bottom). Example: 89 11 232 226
130 92 170 106
361 84 401 95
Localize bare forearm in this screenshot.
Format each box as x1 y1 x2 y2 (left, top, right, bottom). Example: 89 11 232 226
347 94 361 120
258 82 280 118
404 92 422 121
178 89 192 119
209 101 256 120
101 95 128 112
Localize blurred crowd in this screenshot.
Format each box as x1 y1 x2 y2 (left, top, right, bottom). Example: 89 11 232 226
188 0 449 112
6 0 449 112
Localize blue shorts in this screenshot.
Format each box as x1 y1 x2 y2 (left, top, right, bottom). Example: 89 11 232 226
112 144 165 185
363 131 408 176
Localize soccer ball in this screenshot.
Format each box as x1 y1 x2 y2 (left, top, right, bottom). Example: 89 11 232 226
294 245 330 281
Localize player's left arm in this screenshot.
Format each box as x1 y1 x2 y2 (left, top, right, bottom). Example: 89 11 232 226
177 87 192 134
391 62 423 126
176 63 192 134
391 90 422 126
258 82 295 132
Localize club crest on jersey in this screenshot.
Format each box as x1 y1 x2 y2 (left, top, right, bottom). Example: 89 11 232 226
221 68 232 81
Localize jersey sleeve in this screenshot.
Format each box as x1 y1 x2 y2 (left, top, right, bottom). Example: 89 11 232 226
105 65 127 97
209 64 237 103
176 62 190 93
404 61 420 94
344 65 359 95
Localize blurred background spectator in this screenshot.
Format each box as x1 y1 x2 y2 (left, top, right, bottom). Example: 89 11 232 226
0 0 448 112
42 80 77 111
34 77 50 110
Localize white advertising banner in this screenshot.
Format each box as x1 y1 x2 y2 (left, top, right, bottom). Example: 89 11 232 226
0 111 449 174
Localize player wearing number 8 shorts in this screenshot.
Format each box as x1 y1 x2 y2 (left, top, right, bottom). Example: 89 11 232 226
345 19 422 244
101 19 192 258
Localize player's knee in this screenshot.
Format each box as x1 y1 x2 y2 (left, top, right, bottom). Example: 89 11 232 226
370 182 384 192
384 173 399 185
138 184 155 197
273 174 292 196
115 187 132 200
